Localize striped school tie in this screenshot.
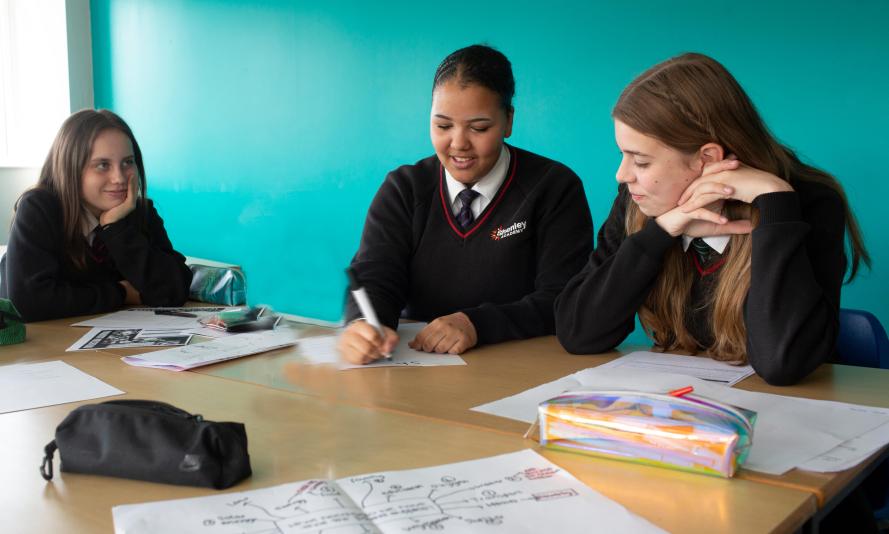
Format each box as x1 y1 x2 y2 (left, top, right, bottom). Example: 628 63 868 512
456 188 481 231
88 229 110 263
690 237 715 264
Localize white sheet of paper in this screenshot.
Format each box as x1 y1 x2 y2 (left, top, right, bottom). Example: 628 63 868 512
471 367 889 475
71 307 231 330
594 351 755 386
111 449 665 534
793 400 889 472
0 360 123 414
121 329 297 371
66 327 193 352
297 322 466 369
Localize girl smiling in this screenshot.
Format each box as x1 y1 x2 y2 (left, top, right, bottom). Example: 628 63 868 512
1 109 192 321
339 44 593 364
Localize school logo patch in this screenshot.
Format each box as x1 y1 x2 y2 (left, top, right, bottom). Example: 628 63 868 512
490 220 527 241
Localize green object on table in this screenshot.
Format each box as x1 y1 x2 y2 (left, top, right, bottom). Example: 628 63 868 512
0 299 25 345
189 264 247 306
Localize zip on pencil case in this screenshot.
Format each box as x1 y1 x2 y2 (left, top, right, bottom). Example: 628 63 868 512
536 390 756 478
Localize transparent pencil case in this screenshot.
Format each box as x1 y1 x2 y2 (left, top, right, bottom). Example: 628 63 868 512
537 390 756 478
189 264 247 306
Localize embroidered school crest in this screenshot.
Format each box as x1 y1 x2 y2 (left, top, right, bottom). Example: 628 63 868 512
490 220 527 241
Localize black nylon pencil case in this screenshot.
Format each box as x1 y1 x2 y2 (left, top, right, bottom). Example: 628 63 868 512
40 400 251 489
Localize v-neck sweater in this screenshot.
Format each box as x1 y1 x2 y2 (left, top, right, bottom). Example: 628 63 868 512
1 188 192 322
346 145 593 345
555 180 847 385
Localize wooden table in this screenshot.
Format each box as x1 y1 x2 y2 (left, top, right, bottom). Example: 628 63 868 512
179 324 889 523
1 319 827 533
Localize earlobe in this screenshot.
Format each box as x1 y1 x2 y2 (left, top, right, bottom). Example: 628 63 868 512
504 108 514 138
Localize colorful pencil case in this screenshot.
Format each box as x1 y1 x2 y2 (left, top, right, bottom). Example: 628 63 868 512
537 390 756 478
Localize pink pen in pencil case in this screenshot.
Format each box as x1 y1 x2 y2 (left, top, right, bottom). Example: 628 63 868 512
537 390 756 477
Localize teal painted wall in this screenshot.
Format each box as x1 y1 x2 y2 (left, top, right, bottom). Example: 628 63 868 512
91 0 889 341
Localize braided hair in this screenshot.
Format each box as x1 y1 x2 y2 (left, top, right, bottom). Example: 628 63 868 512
432 44 515 113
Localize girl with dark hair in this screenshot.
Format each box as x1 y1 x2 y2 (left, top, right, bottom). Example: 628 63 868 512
555 53 869 386
0 109 192 321
338 44 593 364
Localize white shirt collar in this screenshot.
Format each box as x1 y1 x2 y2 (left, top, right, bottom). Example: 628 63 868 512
681 234 730 254
81 209 101 245
445 145 510 209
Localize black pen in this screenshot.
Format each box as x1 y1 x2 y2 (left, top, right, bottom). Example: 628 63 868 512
154 310 197 318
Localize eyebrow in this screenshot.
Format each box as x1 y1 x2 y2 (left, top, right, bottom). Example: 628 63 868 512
433 114 493 123
89 155 134 162
622 149 652 158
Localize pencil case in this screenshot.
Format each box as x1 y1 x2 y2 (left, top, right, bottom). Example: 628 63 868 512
0 298 25 345
537 390 756 477
40 400 252 489
189 264 247 306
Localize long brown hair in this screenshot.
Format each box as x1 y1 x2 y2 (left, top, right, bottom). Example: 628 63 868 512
30 109 147 269
613 53 869 362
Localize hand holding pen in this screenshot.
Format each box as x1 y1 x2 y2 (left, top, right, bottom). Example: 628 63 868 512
337 268 399 365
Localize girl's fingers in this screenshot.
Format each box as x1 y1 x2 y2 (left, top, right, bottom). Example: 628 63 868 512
701 158 740 177
340 336 377 364
688 218 754 238
680 190 732 213
434 335 459 354
721 219 754 234
679 181 733 206
381 330 399 353
679 160 741 205
419 327 446 352
688 208 728 225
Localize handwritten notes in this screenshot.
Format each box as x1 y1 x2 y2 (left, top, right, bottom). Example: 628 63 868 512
121 329 297 371
297 322 466 369
112 449 664 533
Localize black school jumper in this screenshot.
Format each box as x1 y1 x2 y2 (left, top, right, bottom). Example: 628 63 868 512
346 146 593 345
554 179 847 385
1 188 192 322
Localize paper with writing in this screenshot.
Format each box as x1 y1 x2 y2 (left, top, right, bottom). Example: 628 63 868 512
297 322 466 369
121 329 297 371
111 449 664 533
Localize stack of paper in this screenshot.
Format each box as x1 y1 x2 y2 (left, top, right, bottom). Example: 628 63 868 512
112 449 665 533
72 307 234 338
472 367 889 475
121 329 297 371
594 351 754 386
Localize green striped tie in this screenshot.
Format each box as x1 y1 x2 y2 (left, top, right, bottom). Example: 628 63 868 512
690 237 714 264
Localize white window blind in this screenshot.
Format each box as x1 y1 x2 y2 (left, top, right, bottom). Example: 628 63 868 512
0 0 70 167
